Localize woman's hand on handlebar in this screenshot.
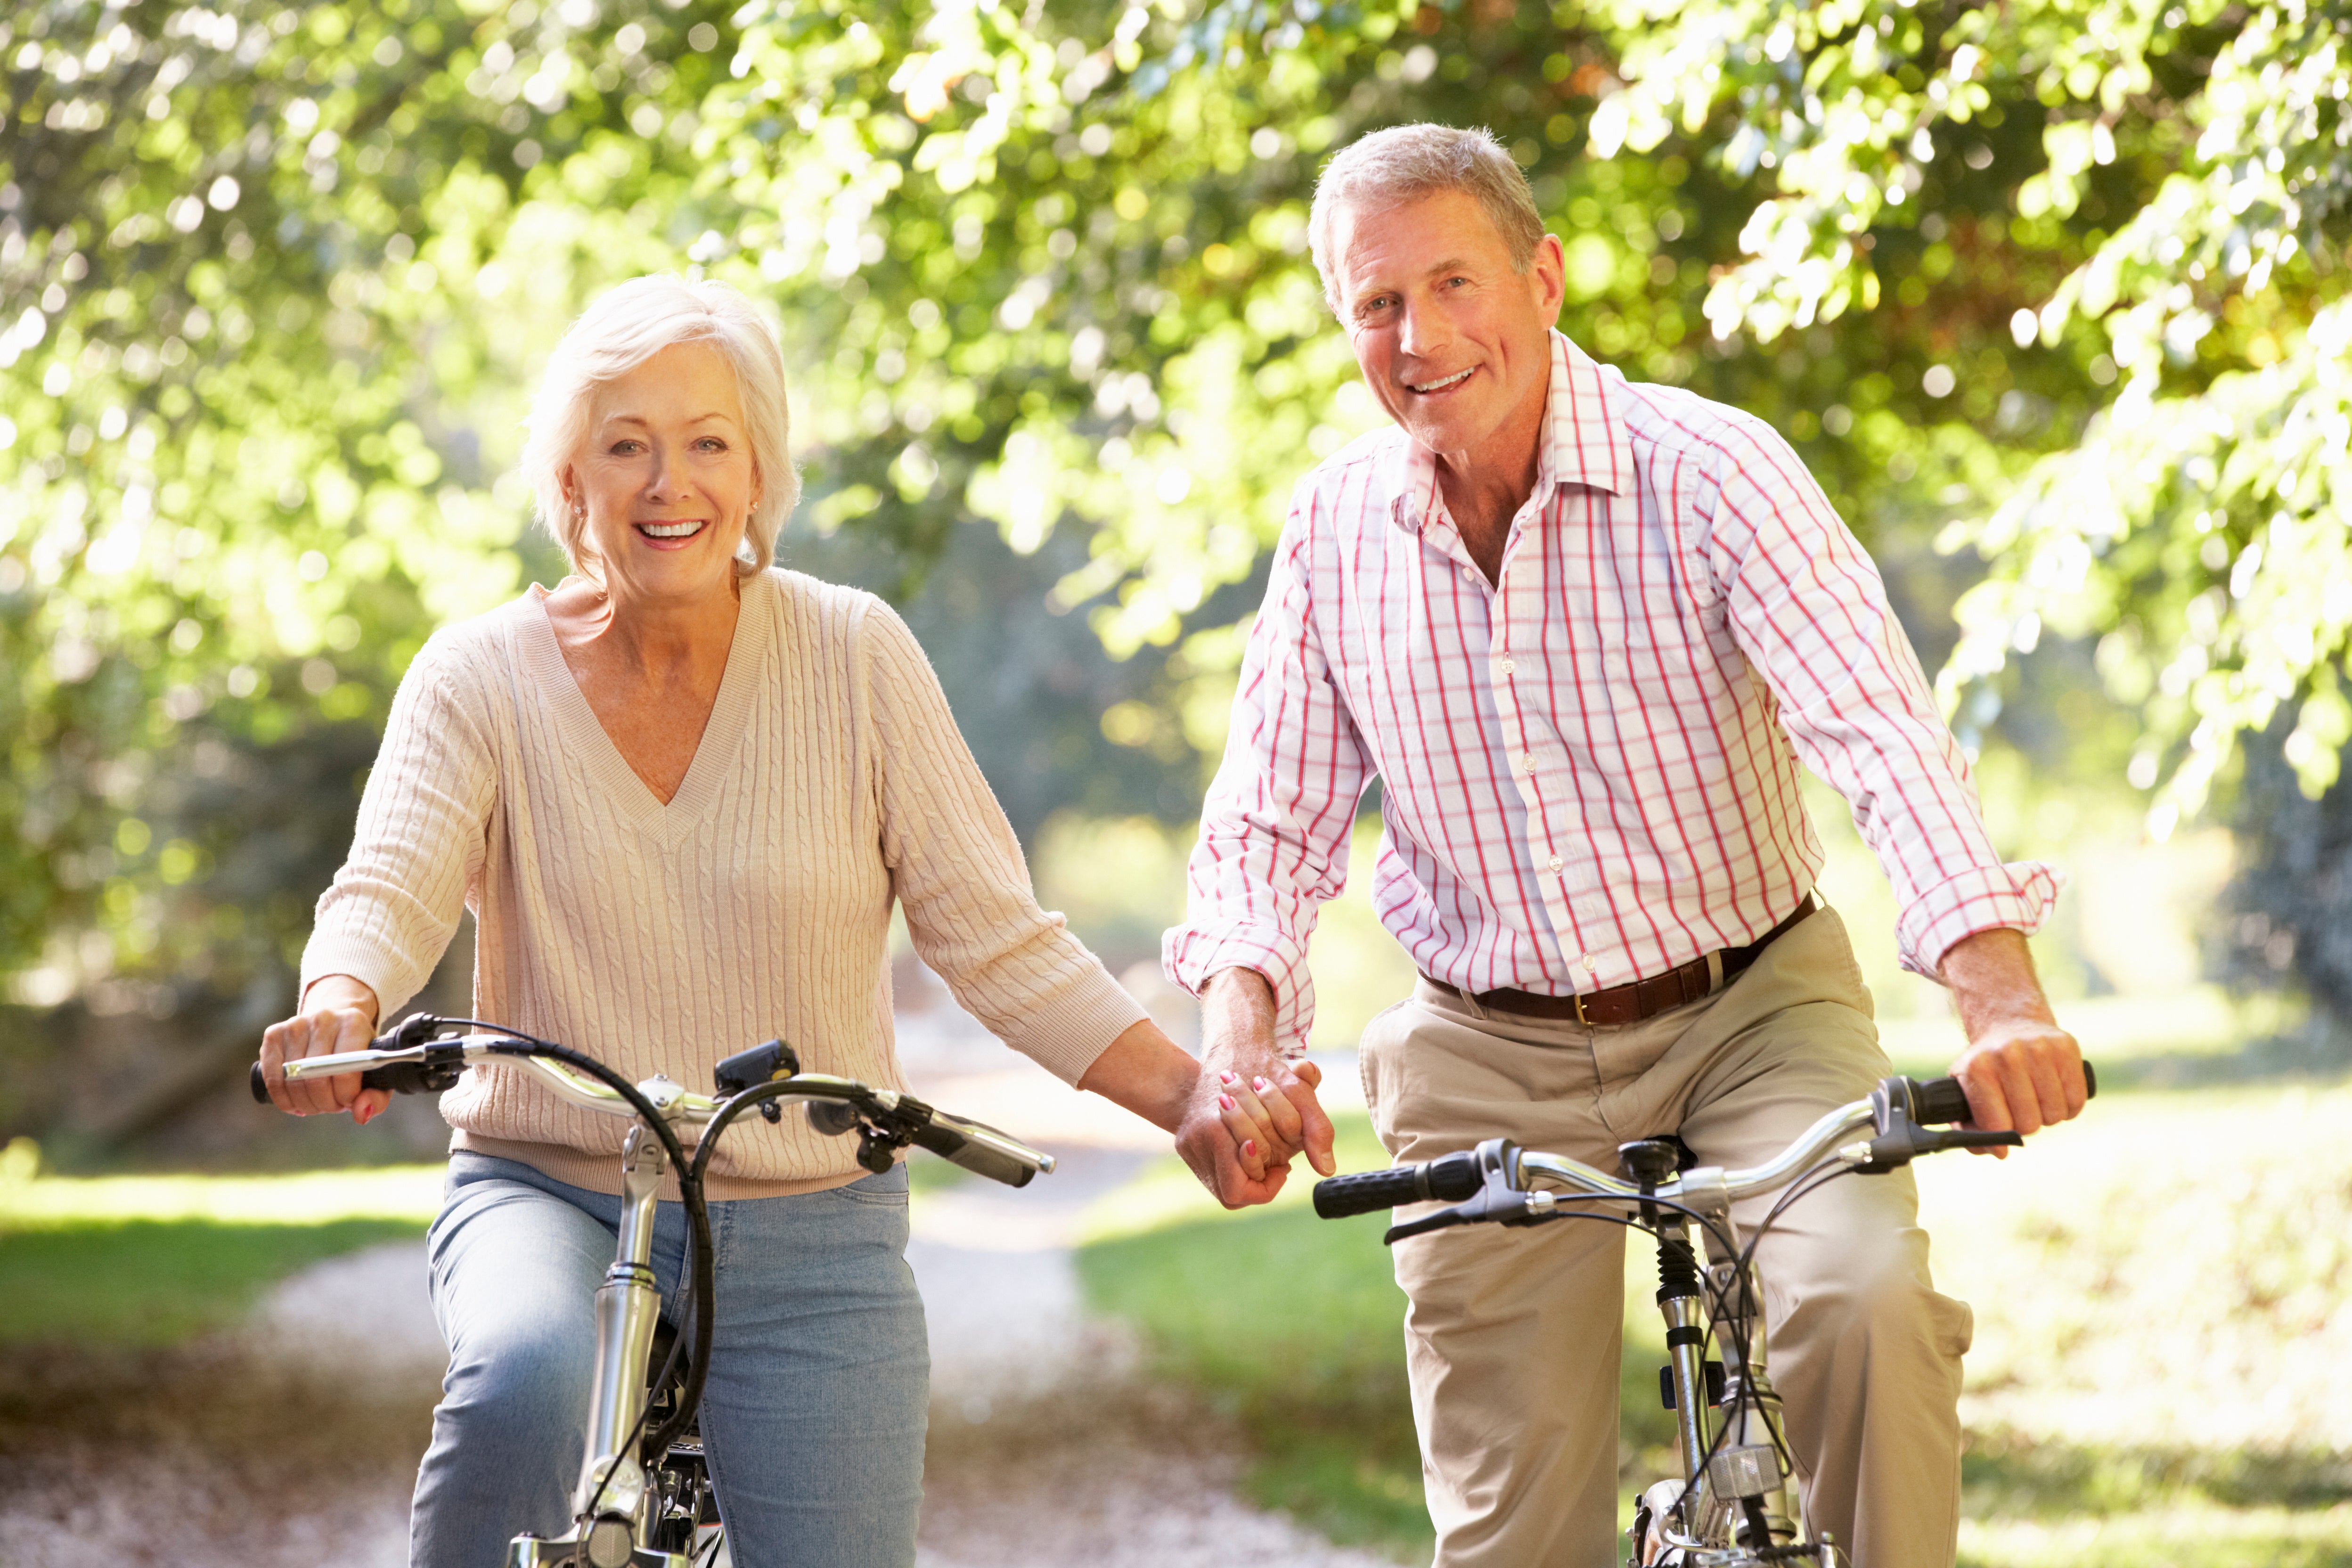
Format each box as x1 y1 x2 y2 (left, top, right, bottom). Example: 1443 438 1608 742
259 974 387 1123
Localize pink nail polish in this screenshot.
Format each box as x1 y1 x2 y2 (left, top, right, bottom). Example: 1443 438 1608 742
1218 1094 1236 1111
1253 1076 1271 1092
1243 1140 1257 1157
1219 1070 1239 1085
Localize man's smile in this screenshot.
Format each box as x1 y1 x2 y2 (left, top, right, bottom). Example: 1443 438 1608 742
1407 366 1477 395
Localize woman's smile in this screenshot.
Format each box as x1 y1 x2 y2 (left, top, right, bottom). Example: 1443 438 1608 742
634 518 709 548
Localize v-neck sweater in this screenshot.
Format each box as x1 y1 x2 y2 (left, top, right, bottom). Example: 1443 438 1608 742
300 568 1147 1199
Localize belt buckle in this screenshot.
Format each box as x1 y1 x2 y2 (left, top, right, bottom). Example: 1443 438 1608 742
1573 990 1589 1027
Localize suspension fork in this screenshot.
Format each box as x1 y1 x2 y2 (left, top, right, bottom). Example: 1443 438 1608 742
1653 1215 1715 1490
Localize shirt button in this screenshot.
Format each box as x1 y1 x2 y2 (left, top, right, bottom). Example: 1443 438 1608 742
1546 855 1564 873
1581 954 1597 972
1497 658 1516 676
1522 755 1538 775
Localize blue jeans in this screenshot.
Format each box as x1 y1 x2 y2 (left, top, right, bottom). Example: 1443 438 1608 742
411 1152 928 1568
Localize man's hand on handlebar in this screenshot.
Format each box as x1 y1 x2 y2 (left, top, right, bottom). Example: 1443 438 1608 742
259 974 387 1124
1939 929 2090 1157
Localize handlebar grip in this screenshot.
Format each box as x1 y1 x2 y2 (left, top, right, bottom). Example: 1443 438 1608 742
1313 1150 1483 1220
1912 1076 1973 1125
249 1059 459 1104
909 1119 1037 1188
1911 1062 2098 1125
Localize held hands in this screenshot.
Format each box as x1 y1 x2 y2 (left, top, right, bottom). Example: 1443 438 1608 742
257 974 388 1125
1940 929 2090 1157
1175 969 1337 1208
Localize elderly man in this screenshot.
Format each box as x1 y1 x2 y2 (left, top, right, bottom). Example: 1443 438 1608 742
1165 124 2088 1566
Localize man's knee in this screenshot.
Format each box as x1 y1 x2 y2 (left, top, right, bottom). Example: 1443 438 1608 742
1775 1230 1972 1367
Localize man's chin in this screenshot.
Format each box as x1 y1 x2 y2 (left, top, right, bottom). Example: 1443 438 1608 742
1401 407 1496 459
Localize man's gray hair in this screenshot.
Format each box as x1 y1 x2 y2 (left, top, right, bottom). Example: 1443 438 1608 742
1308 123 1544 313
522 274 801 579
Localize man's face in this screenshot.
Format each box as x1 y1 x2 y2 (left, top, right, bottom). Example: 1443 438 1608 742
1329 188 1565 465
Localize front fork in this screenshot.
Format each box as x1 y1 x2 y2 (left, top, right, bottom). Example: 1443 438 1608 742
507 1127 688 1568
1699 1240 1802 1554
1632 1199 1822 1564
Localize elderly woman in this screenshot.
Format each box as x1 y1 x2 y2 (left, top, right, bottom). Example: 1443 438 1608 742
257 275 1262 1567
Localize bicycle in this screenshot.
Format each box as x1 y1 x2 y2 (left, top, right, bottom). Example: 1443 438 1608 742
1311 1064 2097 1567
251 1013 1056 1568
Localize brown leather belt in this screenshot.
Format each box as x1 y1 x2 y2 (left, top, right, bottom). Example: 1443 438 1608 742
1420 895 1820 1027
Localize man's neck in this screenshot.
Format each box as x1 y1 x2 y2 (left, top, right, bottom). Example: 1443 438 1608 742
1428 341 1552 583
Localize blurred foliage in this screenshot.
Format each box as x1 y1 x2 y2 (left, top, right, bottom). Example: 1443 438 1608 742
0 0 2343 1057
2222 718 2352 1029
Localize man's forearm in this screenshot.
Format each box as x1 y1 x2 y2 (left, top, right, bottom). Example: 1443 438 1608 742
1938 928 2055 1034
1938 927 2086 1140
1201 966 1280 1063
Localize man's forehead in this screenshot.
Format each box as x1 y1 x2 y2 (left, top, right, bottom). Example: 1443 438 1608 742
1332 191 1511 283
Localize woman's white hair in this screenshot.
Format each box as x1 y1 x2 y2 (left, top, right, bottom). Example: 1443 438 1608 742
1308 123 1545 313
521 274 800 578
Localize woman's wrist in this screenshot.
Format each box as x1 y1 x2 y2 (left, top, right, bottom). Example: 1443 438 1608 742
299 973 382 1028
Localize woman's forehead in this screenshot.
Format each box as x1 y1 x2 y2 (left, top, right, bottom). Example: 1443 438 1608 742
590 341 744 423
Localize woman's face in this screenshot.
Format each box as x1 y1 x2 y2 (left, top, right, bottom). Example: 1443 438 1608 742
564 340 760 605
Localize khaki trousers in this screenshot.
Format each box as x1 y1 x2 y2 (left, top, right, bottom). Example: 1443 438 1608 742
1358 907 1971 1568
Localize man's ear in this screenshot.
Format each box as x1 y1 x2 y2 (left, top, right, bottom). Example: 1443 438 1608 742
1529 232 1568 323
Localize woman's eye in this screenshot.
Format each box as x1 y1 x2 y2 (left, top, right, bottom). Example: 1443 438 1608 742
697 437 727 452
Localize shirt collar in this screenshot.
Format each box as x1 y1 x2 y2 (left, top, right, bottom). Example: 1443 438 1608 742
1385 330 1634 533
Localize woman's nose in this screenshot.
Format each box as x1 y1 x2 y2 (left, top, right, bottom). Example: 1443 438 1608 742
643 455 684 501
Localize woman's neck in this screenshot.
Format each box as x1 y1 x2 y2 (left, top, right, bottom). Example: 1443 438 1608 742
547 570 743 690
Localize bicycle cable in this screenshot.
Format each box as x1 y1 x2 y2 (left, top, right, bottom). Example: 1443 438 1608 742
432 1021 720 1518
1670 1160 1861 1531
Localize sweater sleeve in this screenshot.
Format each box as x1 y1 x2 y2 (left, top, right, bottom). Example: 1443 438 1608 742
300 637 497 1018
859 599 1148 1084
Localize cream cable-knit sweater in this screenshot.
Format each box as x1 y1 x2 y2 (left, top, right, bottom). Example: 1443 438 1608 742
300 568 1147 1199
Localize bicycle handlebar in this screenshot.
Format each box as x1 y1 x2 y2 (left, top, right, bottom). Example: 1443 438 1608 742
1314 1150 1484 1220
250 1025 1057 1186
1314 1066 2097 1233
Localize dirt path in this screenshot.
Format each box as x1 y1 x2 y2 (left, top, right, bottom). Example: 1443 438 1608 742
0 1013 1397 1568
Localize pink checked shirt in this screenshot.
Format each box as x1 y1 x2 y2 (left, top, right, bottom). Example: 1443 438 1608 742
1165 332 2058 1051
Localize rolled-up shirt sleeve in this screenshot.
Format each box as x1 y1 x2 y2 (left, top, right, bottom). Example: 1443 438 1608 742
1164 494 1372 1053
862 599 1147 1085
1697 414 2061 979
300 639 496 1017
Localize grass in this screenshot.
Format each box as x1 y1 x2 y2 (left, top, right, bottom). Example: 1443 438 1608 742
1075 1085 2352 1565
0 1150 442 1351
0 1217 428 1348
1075 1112 1685 1560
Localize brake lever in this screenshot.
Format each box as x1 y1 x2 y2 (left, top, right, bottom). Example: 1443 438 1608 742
1846 1100 2022 1172
1383 1139 1551 1244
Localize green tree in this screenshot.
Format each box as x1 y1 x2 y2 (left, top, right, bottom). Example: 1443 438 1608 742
2 0 2341 1035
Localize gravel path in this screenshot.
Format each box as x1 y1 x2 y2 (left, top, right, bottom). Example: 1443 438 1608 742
0 991 1399 1568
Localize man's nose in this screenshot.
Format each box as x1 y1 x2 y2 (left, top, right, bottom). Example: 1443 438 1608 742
1397 299 1448 362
